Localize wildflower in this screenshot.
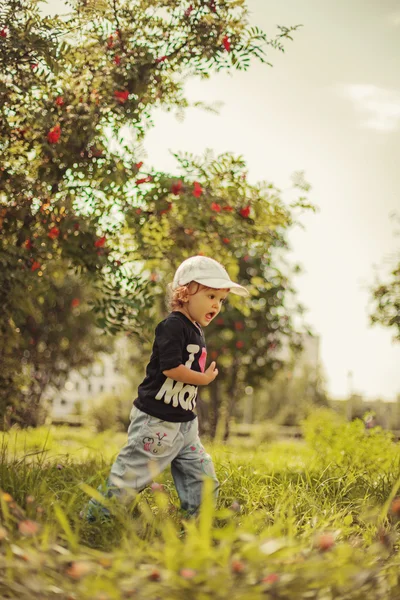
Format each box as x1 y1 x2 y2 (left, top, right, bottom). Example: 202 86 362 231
262 573 279 584
148 568 161 581
315 532 335 552
230 500 241 512
151 482 164 492
180 568 196 579
18 520 40 536
390 497 400 516
231 559 245 573
211 202 221 212
66 561 92 579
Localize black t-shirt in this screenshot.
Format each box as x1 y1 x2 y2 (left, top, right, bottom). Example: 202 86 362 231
133 311 207 422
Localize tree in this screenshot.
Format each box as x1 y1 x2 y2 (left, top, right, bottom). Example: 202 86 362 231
252 360 329 427
122 151 315 437
0 265 112 427
0 0 299 425
370 253 400 341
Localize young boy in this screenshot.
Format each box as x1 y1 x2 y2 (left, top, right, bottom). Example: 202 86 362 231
82 255 248 521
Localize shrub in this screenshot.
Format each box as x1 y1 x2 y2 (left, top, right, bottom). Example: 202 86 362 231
87 388 133 432
301 408 400 475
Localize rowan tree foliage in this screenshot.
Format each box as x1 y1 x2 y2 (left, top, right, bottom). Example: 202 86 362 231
370 258 400 342
0 0 302 426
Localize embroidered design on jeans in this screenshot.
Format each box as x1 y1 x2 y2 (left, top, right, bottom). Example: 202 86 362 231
143 436 154 452
142 432 168 455
189 442 212 474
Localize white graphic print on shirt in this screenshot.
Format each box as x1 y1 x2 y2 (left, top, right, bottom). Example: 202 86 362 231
155 344 204 411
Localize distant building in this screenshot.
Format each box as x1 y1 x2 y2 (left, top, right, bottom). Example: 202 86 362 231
277 332 320 372
293 334 320 375
43 339 131 419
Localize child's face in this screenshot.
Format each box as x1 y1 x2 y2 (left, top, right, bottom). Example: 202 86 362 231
183 283 229 327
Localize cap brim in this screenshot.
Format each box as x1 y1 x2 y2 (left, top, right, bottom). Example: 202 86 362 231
193 277 249 297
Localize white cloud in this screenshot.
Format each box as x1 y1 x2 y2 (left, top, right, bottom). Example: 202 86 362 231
388 11 400 26
339 84 400 132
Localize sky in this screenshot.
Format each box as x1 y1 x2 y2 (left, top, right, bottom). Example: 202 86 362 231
44 0 400 401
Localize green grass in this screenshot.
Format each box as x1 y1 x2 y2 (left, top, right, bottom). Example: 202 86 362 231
1 408 400 599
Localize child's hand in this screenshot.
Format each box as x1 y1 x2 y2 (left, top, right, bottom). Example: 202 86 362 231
203 361 218 385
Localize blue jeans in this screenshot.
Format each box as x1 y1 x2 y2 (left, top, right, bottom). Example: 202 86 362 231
84 406 219 520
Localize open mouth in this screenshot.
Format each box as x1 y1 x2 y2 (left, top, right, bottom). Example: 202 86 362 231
205 312 216 321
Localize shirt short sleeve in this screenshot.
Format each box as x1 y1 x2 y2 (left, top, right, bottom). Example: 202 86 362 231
156 317 186 372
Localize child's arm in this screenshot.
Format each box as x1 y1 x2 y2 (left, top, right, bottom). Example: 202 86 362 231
163 361 218 386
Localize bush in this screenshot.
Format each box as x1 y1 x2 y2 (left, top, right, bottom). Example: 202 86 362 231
87 388 134 433
301 408 400 475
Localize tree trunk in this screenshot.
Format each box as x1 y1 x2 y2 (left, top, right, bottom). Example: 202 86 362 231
209 377 220 439
223 362 239 441
196 389 209 436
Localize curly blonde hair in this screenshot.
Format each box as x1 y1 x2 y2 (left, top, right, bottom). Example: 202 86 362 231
166 281 201 312
166 281 229 312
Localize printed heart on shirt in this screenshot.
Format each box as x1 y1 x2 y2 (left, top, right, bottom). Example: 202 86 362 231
198 348 207 372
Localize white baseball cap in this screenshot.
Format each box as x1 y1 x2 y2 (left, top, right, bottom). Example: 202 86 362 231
172 256 249 297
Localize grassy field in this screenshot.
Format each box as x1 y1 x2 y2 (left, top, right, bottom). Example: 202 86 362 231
1 408 400 599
